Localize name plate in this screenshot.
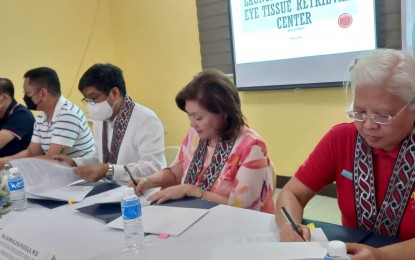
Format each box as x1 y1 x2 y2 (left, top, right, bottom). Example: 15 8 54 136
0 230 55 260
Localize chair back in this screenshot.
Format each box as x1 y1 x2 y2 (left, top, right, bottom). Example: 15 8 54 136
164 146 180 165
270 161 277 193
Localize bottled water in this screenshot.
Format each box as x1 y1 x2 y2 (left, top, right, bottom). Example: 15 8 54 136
323 240 351 260
7 167 27 211
121 187 144 249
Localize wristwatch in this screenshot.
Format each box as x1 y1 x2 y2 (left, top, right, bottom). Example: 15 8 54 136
105 164 114 180
4 162 11 171
195 187 203 199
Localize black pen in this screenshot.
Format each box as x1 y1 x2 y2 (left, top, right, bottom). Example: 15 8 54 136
280 206 306 241
124 165 138 186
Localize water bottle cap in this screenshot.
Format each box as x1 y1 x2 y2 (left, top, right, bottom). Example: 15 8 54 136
123 187 135 196
9 167 19 173
327 240 347 257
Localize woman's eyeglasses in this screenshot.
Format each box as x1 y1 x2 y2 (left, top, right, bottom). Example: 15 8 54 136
347 102 411 125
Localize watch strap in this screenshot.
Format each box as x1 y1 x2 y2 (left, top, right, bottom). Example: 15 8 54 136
106 164 114 180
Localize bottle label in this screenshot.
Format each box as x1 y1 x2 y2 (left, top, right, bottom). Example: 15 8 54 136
121 199 142 220
8 177 24 191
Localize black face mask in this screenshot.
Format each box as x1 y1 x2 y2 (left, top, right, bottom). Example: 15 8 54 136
23 94 38 111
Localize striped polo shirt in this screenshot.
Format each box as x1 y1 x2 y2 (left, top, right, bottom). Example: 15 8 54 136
31 96 94 157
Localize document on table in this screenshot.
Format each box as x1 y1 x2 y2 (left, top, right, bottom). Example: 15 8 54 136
225 228 328 244
8 158 92 202
99 186 160 206
208 242 327 260
211 228 329 259
107 205 209 236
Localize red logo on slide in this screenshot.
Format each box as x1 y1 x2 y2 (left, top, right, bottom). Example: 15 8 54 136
338 13 353 28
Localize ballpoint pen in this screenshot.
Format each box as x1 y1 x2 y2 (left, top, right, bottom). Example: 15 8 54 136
280 206 306 241
123 165 138 186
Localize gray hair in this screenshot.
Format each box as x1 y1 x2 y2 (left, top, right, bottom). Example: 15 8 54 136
345 49 415 110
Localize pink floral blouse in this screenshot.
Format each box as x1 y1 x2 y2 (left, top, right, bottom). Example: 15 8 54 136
172 126 276 214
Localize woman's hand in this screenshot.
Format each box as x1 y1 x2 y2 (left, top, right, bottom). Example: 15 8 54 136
279 222 311 242
128 177 149 196
346 243 386 260
147 184 196 204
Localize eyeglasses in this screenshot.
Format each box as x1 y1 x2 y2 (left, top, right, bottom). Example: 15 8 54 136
24 90 40 98
81 93 104 105
347 102 411 125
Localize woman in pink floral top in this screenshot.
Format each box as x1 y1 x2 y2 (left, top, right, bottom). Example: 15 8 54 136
131 69 275 214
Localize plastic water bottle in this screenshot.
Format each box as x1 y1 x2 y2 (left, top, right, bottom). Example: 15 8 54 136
121 187 144 249
7 167 27 211
323 240 351 260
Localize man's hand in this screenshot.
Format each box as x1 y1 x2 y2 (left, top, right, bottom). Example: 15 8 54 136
73 163 108 182
53 154 76 167
0 158 6 170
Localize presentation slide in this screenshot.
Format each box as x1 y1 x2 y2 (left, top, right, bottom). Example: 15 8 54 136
402 0 415 57
229 0 377 90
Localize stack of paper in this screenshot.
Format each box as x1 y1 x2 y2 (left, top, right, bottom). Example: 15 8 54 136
8 158 93 202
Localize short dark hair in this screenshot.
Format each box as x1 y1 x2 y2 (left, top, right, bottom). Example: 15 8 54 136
176 69 245 140
78 63 126 97
23 67 61 96
0 78 14 98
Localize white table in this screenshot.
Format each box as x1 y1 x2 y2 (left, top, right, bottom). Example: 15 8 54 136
1 187 278 260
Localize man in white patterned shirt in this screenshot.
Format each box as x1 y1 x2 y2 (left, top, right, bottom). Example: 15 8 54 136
56 63 166 183
0 67 94 169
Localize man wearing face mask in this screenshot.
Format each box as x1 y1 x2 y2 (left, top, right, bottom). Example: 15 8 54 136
0 67 94 169
0 78 35 157
55 63 166 183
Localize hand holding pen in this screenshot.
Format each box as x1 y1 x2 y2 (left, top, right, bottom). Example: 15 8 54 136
125 165 149 196
280 207 310 242
124 165 137 186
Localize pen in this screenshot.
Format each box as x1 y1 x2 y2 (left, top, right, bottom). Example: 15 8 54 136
280 206 306 241
59 146 65 155
124 165 138 186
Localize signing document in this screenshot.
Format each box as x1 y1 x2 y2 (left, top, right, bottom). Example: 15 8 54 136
209 242 327 260
214 230 328 259
8 158 93 201
98 186 160 206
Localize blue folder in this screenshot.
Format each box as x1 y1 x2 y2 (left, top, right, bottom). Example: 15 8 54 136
302 218 402 247
361 232 402 248
76 197 219 223
302 218 372 244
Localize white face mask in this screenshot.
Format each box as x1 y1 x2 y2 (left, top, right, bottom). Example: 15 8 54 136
87 99 115 121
